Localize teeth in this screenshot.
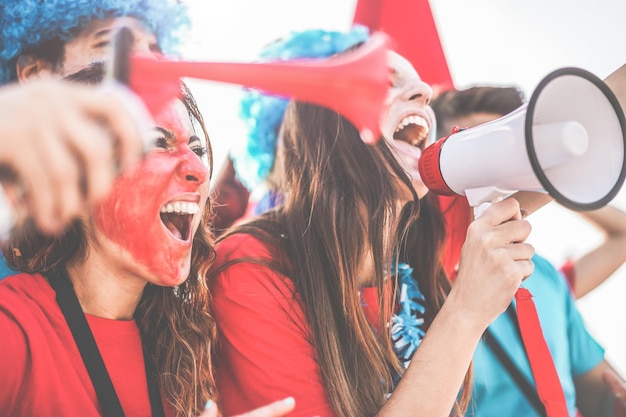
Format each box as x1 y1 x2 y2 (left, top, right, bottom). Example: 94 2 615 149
160 202 200 214
394 115 428 133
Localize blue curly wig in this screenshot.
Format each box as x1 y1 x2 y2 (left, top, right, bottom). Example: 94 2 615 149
232 25 370 191
0 0 189 85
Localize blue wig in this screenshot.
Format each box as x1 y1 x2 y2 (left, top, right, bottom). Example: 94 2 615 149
0 0 189 85
232 25 370 191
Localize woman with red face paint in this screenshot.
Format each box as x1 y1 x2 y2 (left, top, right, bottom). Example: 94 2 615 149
0 76 214 415
0 1 192 280
0 76 297 417
0 2 299 415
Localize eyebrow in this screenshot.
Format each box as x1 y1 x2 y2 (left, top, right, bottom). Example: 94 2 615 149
63 62 105 85
155 126 174 140
93 28 112 39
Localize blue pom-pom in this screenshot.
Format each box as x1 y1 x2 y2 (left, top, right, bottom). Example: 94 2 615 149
0 0 190 85
391 262 427 365
232 25 370 191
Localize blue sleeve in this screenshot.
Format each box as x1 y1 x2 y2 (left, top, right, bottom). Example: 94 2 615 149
0 254 17 280
531 254 605 376
563 281 605 376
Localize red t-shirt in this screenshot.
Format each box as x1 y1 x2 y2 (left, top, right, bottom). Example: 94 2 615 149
0 273 172 417
211 233 338 417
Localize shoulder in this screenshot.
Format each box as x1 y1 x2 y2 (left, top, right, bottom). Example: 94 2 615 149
211 232 295 300
0 273 55 311
0 273 61 382
214 232 277 264
528 254 568 290
0 273 61 339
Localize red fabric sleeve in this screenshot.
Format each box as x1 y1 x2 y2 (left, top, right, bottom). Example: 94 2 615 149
438 194 473 280
0 297 30 413
211 234 336 417
559 259 576 293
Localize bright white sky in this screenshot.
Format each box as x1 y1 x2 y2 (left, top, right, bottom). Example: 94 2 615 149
181 0 626 374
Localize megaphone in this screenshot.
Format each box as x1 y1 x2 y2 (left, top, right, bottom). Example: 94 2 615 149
419 67 626 215
113 27 390 144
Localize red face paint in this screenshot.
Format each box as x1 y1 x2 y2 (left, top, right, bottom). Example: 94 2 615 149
92 99 209 286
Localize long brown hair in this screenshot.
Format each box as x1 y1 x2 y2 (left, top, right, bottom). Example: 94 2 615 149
218 101 470 416
3 82 218 417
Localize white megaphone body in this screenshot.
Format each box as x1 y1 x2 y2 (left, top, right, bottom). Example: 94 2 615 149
419 67 626 217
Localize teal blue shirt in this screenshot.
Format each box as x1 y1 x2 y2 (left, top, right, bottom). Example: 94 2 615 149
0 254 16 280
467 254 605 417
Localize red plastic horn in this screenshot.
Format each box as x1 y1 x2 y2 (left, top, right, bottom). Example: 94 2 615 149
126 32 390 144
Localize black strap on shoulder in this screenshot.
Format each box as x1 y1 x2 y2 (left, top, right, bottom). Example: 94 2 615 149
483 304 547 417
143 341 166 417
48 270 164 417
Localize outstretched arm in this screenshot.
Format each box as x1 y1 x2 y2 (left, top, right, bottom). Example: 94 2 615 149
0 79 151 237
605 63 626 113
378 198 534 417
567 205 626 298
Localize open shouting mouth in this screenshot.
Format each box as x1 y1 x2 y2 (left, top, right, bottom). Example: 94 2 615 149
393 114 430 149
159 201 200 242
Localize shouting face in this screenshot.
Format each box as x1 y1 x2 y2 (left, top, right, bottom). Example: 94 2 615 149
92 98 210 286
380 51 434 199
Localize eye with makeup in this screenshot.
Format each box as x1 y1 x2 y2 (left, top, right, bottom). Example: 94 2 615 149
150 127 207 159
189 136 208 158
150 128 171 151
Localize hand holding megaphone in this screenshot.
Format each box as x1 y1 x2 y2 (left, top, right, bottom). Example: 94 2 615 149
451 197 534 321
419 67 626 218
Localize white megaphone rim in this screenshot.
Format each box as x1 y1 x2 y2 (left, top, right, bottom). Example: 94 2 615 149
525 67 626 211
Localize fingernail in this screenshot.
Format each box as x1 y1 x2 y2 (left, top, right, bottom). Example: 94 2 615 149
283 397 295 406
205 400 214 410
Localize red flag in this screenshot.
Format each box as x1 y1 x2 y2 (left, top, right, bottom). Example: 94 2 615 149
352 0 453 90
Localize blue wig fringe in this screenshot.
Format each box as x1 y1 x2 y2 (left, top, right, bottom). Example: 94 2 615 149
232 25 370 191
0 0 189 85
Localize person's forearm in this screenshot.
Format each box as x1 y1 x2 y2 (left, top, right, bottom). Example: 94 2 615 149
508 191 553 217
376 293 485 417
572 206 626 298
573 237 626 298
579 206 626 236
605 63 626 113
